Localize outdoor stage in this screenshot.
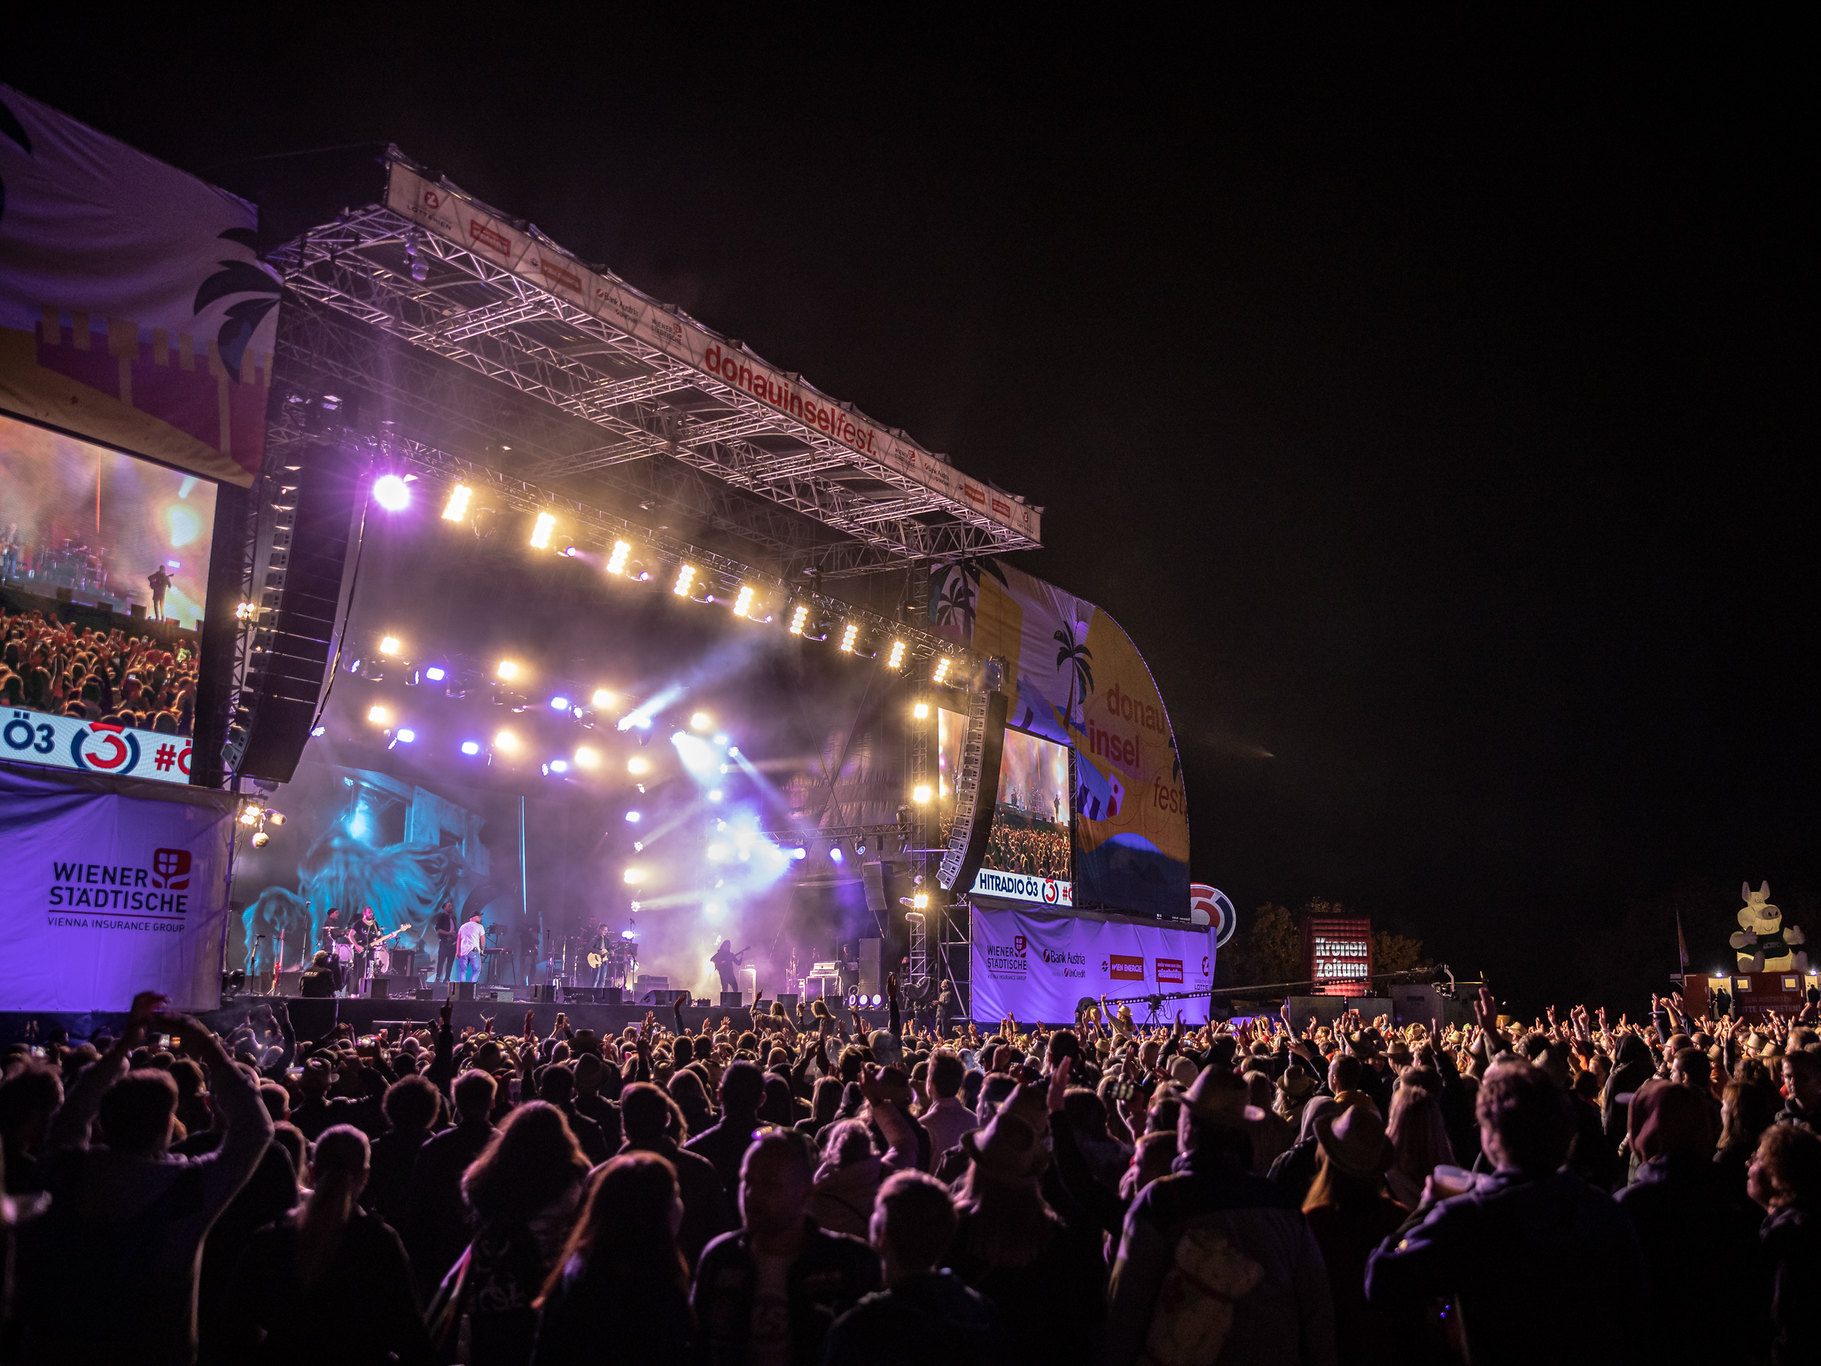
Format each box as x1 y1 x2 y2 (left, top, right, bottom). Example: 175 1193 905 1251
0 1000 898 1048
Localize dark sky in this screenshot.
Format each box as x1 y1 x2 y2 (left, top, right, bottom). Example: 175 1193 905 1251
8 13 1814 1004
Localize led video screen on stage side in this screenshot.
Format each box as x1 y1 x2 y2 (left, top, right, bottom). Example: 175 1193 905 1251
938 707 1073 903
0 412 218 778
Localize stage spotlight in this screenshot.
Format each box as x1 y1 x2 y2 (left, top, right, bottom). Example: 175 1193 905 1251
529 511 557 550
394 728 417 745
788 604 809 635
604 539 631 576
932 658 953 685
705 900 727 921
574 745 601 770
560 544 579 559
266 811 286 827
912 890 930 910
627 755 651 776
591 687 615 709
838 623 859 653
623 867 645 885
912 701 930 720
493 729 520 753
548 758 570 774
238 801 261 827
632 840 645 853
885 640 907 670
549 695 571 712
690 711 712 732
234 600 257 622
728 745 742 759
828 846 844 865
707 841 729 862
869 993 882 1009
379 634 401 657
673 562 697 597
460 740 482 756
732 585 757 618
855 837 868 856
366 704 392 727
496 659 521 682
372 473 412 511
789 846 808 860
424 665 447 683
251 830 270 849
912 783 933 805
707 788 724 803
442 483 473 522
310 725 327 738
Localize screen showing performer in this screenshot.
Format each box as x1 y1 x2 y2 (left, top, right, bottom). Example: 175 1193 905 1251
0 412 219 746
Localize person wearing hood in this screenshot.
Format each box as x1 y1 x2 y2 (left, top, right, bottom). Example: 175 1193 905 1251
1616 1080 1765 1366
806 1119 887 1239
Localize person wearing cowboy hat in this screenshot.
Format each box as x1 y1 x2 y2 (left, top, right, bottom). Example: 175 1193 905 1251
1107 1068 1336 1366
1302 1104 1411 1366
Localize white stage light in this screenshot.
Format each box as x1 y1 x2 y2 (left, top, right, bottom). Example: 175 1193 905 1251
912 783 933 805
790 846 808 860
549 758 569 774
788 604 809 635
606 540 632 575
912 701 930 720
732 585 757 618
574 746 601 770
441 483 473 522
912 890 930 910
625 810 642 823
424 665 447 683
496 659 521 682
932 658 953 685
366 704 392 727
372 474 412 511
828 846 844 864
460 740 482 756
885 640 907 669
707 789 723 803
379 634 401 657
591 687 615 709
838 623 859 653
530 512 557 550
623 867 645 885
394 727 416 745
627 755 651 776
673 563 696 597
690 711 712 732
549 695 570 711
494 729 520 753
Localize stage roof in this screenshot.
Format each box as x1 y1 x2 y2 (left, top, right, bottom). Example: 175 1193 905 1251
267 150 1041 578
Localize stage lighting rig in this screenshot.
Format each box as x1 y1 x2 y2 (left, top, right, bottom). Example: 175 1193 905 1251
442 483 473 522
912 701 930 720
366 704 393 728
673 563 697 597
371 473 413 511
932 658 954 685
493 729 520 753
788 603 810 635
379 635 402 657
732 585 758 618
885 640 907 670
606 539 632 576
838 623 860 654
529 511 557 550
496 659 522 682
590 687 616 709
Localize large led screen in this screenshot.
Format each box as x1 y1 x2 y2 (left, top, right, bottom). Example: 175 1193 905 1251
0 412 217 781
939 707 1073 905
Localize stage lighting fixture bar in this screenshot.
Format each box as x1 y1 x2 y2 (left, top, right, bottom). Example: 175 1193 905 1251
268 149 1040 580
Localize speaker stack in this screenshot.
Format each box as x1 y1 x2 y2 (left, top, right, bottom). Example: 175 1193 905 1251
937 690 1010 895
233 440 363 785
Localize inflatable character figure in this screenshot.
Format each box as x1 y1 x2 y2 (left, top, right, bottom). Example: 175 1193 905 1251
1730 881 1807 973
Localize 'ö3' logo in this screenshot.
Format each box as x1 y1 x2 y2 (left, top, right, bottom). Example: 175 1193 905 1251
69 721 141 774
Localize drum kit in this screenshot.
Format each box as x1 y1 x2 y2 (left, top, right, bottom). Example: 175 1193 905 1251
35 538 110 595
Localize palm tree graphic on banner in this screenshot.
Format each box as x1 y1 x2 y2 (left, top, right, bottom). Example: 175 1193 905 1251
1054 621 1094 729
0 94 30 227
193 228 281 381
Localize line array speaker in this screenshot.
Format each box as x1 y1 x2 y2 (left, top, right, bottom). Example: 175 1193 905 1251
936 690 1009 895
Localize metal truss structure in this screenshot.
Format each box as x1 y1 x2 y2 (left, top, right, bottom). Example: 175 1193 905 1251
267 166 1040 580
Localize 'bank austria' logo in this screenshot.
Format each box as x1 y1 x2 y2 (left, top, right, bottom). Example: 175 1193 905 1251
150 849 191 892
69 721 140 773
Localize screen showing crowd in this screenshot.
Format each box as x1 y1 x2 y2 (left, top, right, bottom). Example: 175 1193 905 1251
937 708 1072 883
0 412 216 739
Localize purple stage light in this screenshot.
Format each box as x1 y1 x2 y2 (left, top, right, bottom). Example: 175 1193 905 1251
424 665 447 682
828 846 844 864
550 695 571 711
372 473 412 511
625 810 642 823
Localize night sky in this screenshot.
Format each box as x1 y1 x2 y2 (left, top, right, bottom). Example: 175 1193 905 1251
7 14 1813 1006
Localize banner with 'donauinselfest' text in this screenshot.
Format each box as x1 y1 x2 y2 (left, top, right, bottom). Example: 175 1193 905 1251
970 904 1215 1024
0 761 234 1011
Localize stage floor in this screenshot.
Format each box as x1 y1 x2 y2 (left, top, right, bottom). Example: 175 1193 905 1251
2 998 898 1047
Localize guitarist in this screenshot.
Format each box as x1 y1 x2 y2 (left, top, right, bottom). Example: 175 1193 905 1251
710 939 746 998
431 898 458 983
349 906 380 993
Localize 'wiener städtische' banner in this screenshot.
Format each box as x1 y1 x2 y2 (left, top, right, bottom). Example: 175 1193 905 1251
0 83 276 485
0 761 234 1011
970 905 1215 1024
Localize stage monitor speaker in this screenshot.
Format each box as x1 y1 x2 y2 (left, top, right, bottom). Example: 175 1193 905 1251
937 690 1010 894
532 983 557 1003
638 989 672 1005
387 949 417 977
777 993 799 1012
365 978 389 1000
452 982 475 1001
413 987 434 1001
858 938 883 998
236 440 363 785
862 861 888 914
720 991 744 1008
602 987 624 1004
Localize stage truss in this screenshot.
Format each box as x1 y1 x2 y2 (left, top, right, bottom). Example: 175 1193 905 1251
266 150 1041 581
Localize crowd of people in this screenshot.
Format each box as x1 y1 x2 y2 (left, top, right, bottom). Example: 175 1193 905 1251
0 603 200 737
982 821 1070 882
2 982 1818 1365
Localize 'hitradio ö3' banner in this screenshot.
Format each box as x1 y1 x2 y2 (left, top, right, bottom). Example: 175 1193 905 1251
0 761 233 1011
970 904 1215 1024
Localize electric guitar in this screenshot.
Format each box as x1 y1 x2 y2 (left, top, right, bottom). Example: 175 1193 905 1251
710 945 751 971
